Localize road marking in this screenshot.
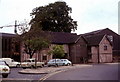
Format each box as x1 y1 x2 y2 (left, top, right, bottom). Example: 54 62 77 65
39 69 67 82
39 65 93 82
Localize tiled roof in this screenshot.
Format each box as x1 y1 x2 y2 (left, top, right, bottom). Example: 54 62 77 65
1 28 119 50
49 32 79 44
84 34 105 46
82 28 119 36
20 29 80 44
0 33 15 37
81 28 120 50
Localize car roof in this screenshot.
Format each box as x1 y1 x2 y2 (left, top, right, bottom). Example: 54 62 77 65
27 58 35 60
0 59 4 61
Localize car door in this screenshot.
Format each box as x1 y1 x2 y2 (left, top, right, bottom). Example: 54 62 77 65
59 59 64 66
54 59 58 65
59 59 63 65
56 59 60 65
31 60 35 66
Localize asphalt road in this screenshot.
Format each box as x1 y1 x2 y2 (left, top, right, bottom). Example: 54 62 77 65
1 67 45 81
46 63 119 80
1 63 119 82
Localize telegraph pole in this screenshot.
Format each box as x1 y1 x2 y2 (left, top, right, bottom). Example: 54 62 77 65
14 20 17 34
0 20 29 34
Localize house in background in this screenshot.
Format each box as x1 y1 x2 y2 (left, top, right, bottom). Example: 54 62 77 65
83 34 112 63
69 35 88 63
20 29 115 63
82 28 120 62
21 32 88 64
1 28 120 63
50 32 88 64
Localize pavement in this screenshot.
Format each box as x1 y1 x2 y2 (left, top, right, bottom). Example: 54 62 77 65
19 64 93 74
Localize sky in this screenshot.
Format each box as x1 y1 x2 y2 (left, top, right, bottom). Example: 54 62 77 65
0 0 119 35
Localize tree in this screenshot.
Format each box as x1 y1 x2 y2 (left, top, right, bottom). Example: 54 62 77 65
30 1 77 33
49 45 65 59
14 28 50 59
23 37 49 58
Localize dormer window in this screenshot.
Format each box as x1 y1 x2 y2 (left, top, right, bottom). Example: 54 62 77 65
107 35 113 42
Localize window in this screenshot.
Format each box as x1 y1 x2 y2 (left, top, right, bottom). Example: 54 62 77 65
56 60 60 62
4 39 7 51
2 39 4 51
43 56 47 60
15 45 19 52
64 60 67 61
8 39 11 51
104 45 107 50
107 35 113 42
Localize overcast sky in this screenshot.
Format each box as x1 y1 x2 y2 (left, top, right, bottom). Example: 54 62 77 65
0 0 119 34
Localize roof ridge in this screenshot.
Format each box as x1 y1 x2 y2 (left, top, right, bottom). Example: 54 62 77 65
81 28 108 36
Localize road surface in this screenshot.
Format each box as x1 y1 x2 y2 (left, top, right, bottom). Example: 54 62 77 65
46 63 119 80
1 68 45 81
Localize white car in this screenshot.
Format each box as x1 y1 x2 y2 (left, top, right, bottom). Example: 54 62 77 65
0 58 20 67
0 61 10 78
47 59 72 67
21 58 45 69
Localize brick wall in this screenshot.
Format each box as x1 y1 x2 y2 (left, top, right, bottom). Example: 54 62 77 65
91 36 112 63
91 46 99 63
99 36 112 62
69 37 87 64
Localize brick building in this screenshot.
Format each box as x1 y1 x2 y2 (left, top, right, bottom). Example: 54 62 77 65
82 28 120 62
0 33 20 61
83 34 112 63
21 32 88 64
1 28 120 63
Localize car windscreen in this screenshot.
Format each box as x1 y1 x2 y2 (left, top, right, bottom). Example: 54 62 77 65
0 61 6 65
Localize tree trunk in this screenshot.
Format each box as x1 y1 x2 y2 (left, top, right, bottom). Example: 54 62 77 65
35 58 37 69
30 55 33 58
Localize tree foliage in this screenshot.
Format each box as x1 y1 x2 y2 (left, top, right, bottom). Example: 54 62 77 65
24 37 49 58
49 45 65 59
30 1 77 33
14 28 50 58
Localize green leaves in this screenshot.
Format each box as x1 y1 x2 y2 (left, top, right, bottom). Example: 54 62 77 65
25 37 49 51
49 45 65 59
30 1 77 33
17 27 50 58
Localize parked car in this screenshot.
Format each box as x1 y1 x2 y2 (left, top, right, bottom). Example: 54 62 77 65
0 58 20 67
47 59 72 67
21 58 45 69
0 60 10 78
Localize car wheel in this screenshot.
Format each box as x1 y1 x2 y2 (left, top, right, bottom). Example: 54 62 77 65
42 64 44 67
55 64 58 67
40 64 44 68
67 63 70 66
63 63 65 66
16 64 20 68
48 65 51 67
22 67 26 69
31 65 35 68
2 74 8 78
